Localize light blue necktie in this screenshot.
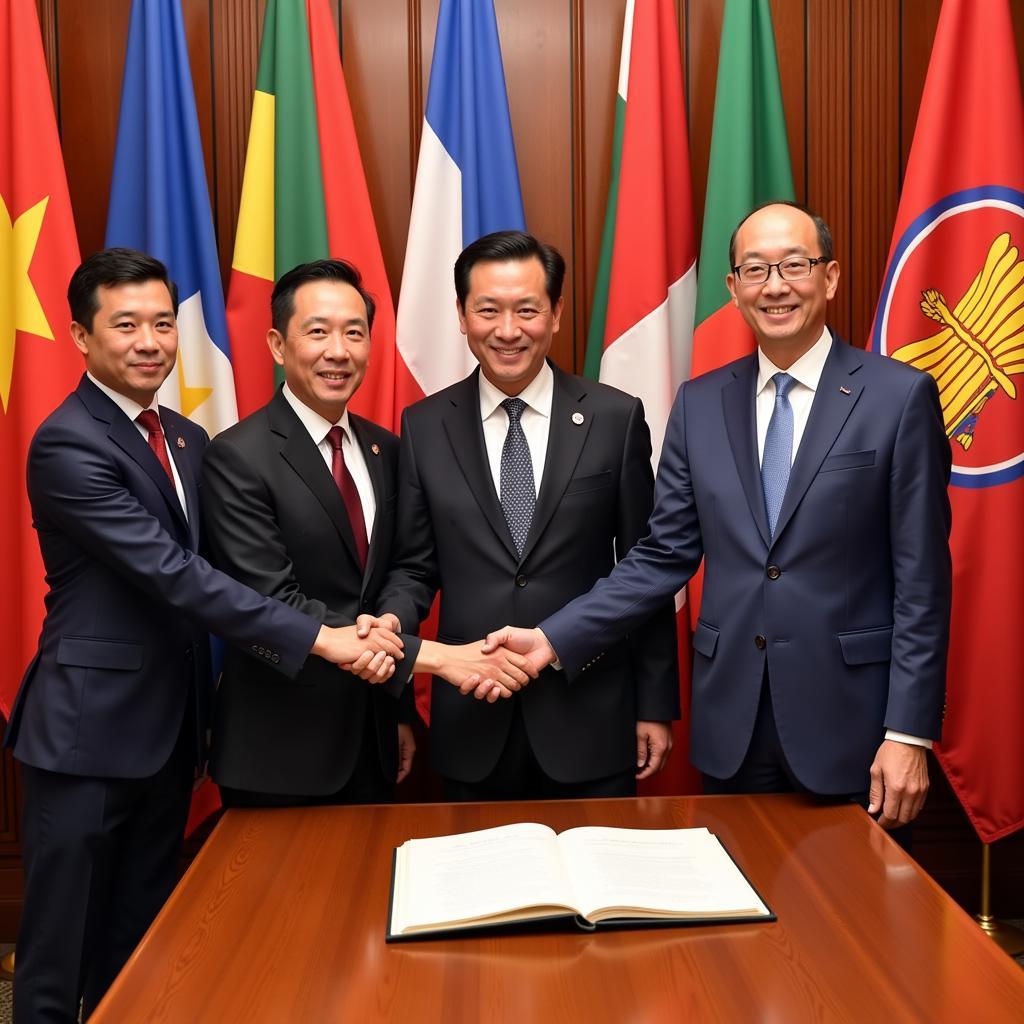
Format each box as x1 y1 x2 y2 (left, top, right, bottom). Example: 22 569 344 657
500 397 535 556
761 372 795 539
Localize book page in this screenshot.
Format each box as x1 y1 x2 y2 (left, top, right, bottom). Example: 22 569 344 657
390 822 579 935
557 826 769 922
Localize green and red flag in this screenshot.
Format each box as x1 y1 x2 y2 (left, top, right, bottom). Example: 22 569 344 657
687 0 794 625
585 0 699 795
227 0 414 429
870 0 1024 842
0 0 82 718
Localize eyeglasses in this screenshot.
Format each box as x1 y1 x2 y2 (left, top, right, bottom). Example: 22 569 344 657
731 256 829 285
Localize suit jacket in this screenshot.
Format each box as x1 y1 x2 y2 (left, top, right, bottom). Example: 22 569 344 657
5 376 318 779
377 363 679 785
543 335 953 794
201 388 419 796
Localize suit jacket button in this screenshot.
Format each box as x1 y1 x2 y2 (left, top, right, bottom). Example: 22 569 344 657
766 565 781 580
515 574 528 588
754 634 767 650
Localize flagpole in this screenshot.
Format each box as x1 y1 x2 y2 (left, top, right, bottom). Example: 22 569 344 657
975 841 1024 955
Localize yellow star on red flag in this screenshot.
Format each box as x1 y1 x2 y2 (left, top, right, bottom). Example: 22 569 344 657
0 193 54 412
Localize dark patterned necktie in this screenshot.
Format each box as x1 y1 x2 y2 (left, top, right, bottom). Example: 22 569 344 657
327 426 368 569
761 372 795 538
499 397 535 556
136 409 175 484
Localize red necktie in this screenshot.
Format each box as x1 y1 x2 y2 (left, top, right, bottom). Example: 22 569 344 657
327 426 368 569
136 409 175 484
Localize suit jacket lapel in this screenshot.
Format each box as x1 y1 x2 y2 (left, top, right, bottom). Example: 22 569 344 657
772 335 864 545
269 390 362 571
519 366 591 564
161 414 201 550
349 415 384 591
441 371 520 563
722 356 771 548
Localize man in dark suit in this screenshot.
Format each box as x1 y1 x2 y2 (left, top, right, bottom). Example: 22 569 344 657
5 249 403 1022
363 231 679 801
202 260 530 805
487 203 952 829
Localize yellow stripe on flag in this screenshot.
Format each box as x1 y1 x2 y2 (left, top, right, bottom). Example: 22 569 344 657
231 90 275 282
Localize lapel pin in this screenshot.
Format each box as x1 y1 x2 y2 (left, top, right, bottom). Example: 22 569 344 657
176 437 186 448
371 443 381 456
839 386 852 395
572 412 585 425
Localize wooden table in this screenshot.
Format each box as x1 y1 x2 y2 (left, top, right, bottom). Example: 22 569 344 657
92 795 1024 1022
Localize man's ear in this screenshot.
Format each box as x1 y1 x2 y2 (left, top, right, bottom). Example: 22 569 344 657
456 298 468 336
70 321 89 357
266 329 286 367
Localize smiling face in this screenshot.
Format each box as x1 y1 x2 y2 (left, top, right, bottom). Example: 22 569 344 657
458 257 563 396
70 280 178 406
268 279 370 422
726 204 840 368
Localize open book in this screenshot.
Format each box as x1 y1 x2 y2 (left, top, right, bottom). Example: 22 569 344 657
387 822 773 940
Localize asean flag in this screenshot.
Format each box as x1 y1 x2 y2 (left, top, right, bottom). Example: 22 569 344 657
870 0 1024 842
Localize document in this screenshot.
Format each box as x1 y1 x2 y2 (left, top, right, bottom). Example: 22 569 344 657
386 823 773 940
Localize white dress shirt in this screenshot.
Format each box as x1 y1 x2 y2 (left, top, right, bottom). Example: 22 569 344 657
753 333 929 751
282 384 375 539
479 361 554 496
87 373 188 519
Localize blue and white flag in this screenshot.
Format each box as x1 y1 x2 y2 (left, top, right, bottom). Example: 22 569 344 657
396 0 526 398
106 0 236 434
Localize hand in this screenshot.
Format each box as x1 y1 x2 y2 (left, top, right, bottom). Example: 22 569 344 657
481 626 556 676
417 639 536 702
867 739 929 828
313 624 403 682
356 612 402 637
396 724 416 783
635 721 673 779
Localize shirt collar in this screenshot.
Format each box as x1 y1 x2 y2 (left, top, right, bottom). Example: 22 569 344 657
87 372 159 424
756 326 833 396
478 360 554 420
282 383 352 446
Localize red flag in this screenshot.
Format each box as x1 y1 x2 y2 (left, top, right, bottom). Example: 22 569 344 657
0 0 82 718
870 0 1024 842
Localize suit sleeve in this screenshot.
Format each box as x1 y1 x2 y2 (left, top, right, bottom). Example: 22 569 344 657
884 371 951 737
612 399 680 721
374 408 440 633
28 421 319 677
542 384 705 678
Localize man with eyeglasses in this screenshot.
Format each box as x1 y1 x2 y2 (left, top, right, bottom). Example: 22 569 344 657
485 201 952 834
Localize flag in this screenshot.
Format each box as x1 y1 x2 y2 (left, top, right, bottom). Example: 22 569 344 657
396 0 526 402
106 0 236 436
106 0 240 830
227 0 406 428
397 0 526 723
870 0 1024 842
0 0 82 718
584 0 699 795
687 0 794 626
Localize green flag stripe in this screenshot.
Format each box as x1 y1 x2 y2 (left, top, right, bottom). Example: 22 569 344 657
694 0 794 326
584 93 627 380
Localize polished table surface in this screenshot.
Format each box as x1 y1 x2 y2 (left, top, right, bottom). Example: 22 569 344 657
92 794 1024 1022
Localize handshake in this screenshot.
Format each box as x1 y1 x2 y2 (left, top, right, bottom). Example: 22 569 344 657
311 619 558 702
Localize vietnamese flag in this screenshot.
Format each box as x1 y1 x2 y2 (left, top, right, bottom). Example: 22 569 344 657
584 0 699 796
0 0 81 718
227 0 414 430
870 0 1024 842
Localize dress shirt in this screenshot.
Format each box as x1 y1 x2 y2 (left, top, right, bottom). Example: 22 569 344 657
753 334 929 752
282 384 375 540
87 373 187 519
479 361 553 497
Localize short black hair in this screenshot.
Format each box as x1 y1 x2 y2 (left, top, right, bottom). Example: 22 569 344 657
729 200 834 268
68 248 178 332
271 259 376 335
454 230 566 308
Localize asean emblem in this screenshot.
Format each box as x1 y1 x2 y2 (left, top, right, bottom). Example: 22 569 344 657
873 186 1024 487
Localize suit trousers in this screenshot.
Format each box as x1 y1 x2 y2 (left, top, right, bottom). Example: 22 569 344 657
15 694 195 1023
442 700 636 802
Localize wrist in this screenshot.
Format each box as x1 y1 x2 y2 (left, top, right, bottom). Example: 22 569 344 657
415 639 443 674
